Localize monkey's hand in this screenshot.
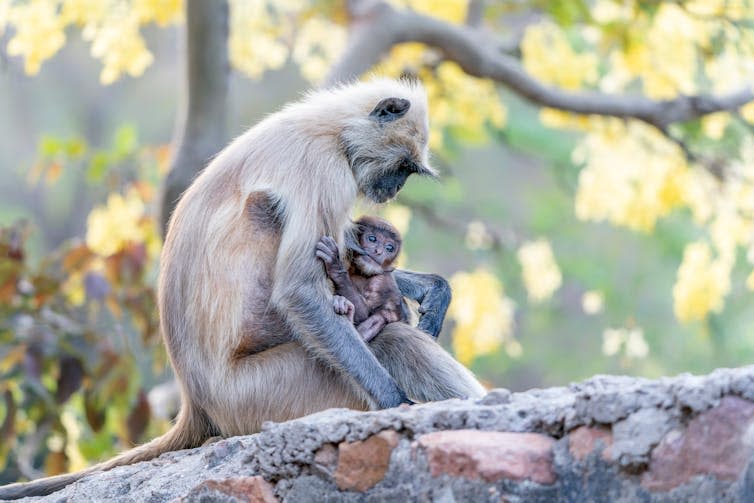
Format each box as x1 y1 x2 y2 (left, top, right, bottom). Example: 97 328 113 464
333 295 355 323
394 270 451 339
316 236 347 279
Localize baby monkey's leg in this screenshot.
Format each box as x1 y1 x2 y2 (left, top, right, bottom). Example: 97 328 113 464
357 314 387 342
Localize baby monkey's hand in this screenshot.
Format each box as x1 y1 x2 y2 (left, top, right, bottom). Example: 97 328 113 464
332 295 355 322
316 236 347 278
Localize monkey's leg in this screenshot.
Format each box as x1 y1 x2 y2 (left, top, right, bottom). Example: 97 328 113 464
369 323 487 402
209 342 370 437
394 270 451 338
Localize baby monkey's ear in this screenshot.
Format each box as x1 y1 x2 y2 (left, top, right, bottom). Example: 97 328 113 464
370 97 411 123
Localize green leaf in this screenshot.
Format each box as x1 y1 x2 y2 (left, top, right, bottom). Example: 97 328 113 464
65 138 87 158
39 135 62 158
87 152 110 183
113 124 138 158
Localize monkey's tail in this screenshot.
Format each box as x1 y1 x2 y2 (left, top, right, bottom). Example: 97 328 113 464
0 400 212 500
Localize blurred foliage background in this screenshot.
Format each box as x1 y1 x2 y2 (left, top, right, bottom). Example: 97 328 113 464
1 0 754 483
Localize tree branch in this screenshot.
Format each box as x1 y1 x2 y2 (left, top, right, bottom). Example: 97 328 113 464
160 0 230 236
326 1 754 129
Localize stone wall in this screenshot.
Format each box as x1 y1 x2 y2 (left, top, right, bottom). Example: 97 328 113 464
16 366 754 502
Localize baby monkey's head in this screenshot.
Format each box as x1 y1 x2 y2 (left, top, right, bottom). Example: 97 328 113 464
352 215 402 275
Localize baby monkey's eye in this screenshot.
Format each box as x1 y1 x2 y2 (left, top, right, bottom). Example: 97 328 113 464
386 244 395 253
368 235 377 242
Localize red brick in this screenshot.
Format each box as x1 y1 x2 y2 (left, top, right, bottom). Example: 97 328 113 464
417 430 556 485
568 426 613 462
642 396 754 491
183 476 277 502
334 430 400 492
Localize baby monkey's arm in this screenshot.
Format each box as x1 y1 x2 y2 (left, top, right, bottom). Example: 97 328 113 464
316 236 370 323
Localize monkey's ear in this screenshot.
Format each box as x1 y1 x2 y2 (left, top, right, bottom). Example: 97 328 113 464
370 97 411 123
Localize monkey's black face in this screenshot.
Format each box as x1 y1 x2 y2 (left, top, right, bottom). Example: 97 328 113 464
366 169 411 203
365 158 430 203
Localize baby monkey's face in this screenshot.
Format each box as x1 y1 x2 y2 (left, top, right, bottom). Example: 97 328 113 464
360 230 399 268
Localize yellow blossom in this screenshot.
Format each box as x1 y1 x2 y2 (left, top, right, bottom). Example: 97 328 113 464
522 21 598 91
539 109 594 131
7 0 66 75
686 0 751 18
388 0 467 24
701 112 730 140
672 241 731 322
229 0 293 79
0 0 10 35
448 268 516 365
602 326 649 359
292 17 346 84
591 0 632 24
582 290 604 315
625 329 649 359
86 190 147 256
61 409 87 472
741 102 754 124
133 0 183 26
602 328 623 356
574 120 688 232
705 46 754 95
465 220 493 251
61 0 106 28
61 270 86 306
86 8 154 84
517 239 562 303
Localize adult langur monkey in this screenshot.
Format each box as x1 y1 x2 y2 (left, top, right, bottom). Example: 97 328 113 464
0 79 485 499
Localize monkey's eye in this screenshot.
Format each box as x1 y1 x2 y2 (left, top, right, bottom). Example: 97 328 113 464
386 244 395 253
368 235 377 242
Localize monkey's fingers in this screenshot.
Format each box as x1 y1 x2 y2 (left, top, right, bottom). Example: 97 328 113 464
322 236 340 253
315 244 335 260
316 250 334 264
316 240 337 253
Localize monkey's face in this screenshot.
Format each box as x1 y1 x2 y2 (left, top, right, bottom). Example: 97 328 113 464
354 228 400 275
341 90 436 204
360 230 400 268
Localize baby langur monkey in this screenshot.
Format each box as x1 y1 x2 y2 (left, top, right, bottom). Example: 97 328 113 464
317 216 406 342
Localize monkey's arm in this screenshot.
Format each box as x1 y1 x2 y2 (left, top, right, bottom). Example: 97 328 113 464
316 236 370 322
393 270 451 339
274 229 410 409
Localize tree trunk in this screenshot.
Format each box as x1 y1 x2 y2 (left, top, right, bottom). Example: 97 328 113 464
160 0 230 236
